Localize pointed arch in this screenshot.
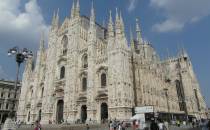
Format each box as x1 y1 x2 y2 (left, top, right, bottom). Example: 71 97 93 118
82 54 88 68
82 77 87 91
101 73 107 87
61 35 68 55
60 66 65 79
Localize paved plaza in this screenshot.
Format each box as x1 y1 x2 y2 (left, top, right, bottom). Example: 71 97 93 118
15 124 203 130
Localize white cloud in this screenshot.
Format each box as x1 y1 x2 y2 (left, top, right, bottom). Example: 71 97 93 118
0 0 49 48
150 0 210 32
128 0 138 12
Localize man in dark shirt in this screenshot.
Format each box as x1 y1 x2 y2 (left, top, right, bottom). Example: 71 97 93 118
150 119 159 130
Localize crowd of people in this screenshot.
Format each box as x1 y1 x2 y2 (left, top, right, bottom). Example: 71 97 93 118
107 118 210 130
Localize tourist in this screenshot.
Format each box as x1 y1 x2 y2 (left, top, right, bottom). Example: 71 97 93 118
176 120 180 127
109 121 113 130
113 120 118 130
118 123 122 130
132 120 136 130
192 120 196 128
122 121 126 130
158 120 164 130
150 118 159 130
163 120 169 130
34 120 41 130
200 119 208 130
86 124 90 130
207 120 210 130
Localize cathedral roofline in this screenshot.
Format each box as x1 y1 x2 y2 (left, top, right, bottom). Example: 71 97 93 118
80 15 107 31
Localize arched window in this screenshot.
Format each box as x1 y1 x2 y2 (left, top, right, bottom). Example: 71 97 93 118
101 73 107 87
82 77 87 91
82 54 88 68
61 35 68 55
41 87 44 98
6 104 9 109
28 111 30 122
31 90 33 98
60 66 65 79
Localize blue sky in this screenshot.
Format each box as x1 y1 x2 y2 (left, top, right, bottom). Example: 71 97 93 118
0 0 210 107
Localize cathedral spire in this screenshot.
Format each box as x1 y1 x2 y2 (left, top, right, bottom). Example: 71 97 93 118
51 11 56 26
115 8 121 35
71 0 75 18
130 29 135 52
75 0 80 17
90 1 95 24
53 8 59 28
119 11 125 36
39 32 45 51
108 10 114 37
136 18 143 44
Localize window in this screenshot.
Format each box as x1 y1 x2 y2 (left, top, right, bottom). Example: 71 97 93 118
82 77 87 91
28 111 30 122
82 54 88 68
61 35 68 55
60 66 65 79
6 103 9 109
8 93 10 98
0 103 1 109
30 90 33 99
1 93 4 98
101 73 107 87
41 87 44 98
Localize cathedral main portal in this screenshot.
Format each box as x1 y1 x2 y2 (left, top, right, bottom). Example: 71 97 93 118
101 103 108 121
56 100 64 124
81 105 87 123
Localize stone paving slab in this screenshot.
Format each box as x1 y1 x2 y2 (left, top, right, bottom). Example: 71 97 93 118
16 125 202 130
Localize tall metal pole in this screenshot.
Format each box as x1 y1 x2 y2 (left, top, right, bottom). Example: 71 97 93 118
13 62 20 111
164 88 170 122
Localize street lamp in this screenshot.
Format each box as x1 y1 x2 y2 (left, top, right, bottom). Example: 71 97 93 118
163 88 170 122
7 47 33 118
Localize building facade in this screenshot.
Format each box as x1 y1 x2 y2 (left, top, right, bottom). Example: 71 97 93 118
17 0 207 124
0 80 20 124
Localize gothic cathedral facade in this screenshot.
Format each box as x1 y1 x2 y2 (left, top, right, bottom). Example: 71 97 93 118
17 1 207 124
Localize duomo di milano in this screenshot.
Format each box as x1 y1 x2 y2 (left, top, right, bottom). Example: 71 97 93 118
17 0 207 124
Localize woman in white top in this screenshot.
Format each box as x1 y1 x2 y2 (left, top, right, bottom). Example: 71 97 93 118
158 121 164 130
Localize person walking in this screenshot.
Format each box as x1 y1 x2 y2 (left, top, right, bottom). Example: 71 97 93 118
150 119 159 130
122 121 126 130
118 123 122 130
158 120 164 130
207 120 210 130
86 124 90 130
163 120 169 130
113 120 118 130
34 120 41 130
109 121 113 130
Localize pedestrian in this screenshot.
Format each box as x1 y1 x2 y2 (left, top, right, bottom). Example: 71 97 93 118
132 120 136 130
200 119 208 130
207 120 210 130
86 124 90 130
109 121 113 130
150 118 159 130
34 120 41 130
122 121 126 130
176 120 180 127
158 120 164 130
113 120 118 130
192 120 195 128
118 123 122 130
163 120 169 130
